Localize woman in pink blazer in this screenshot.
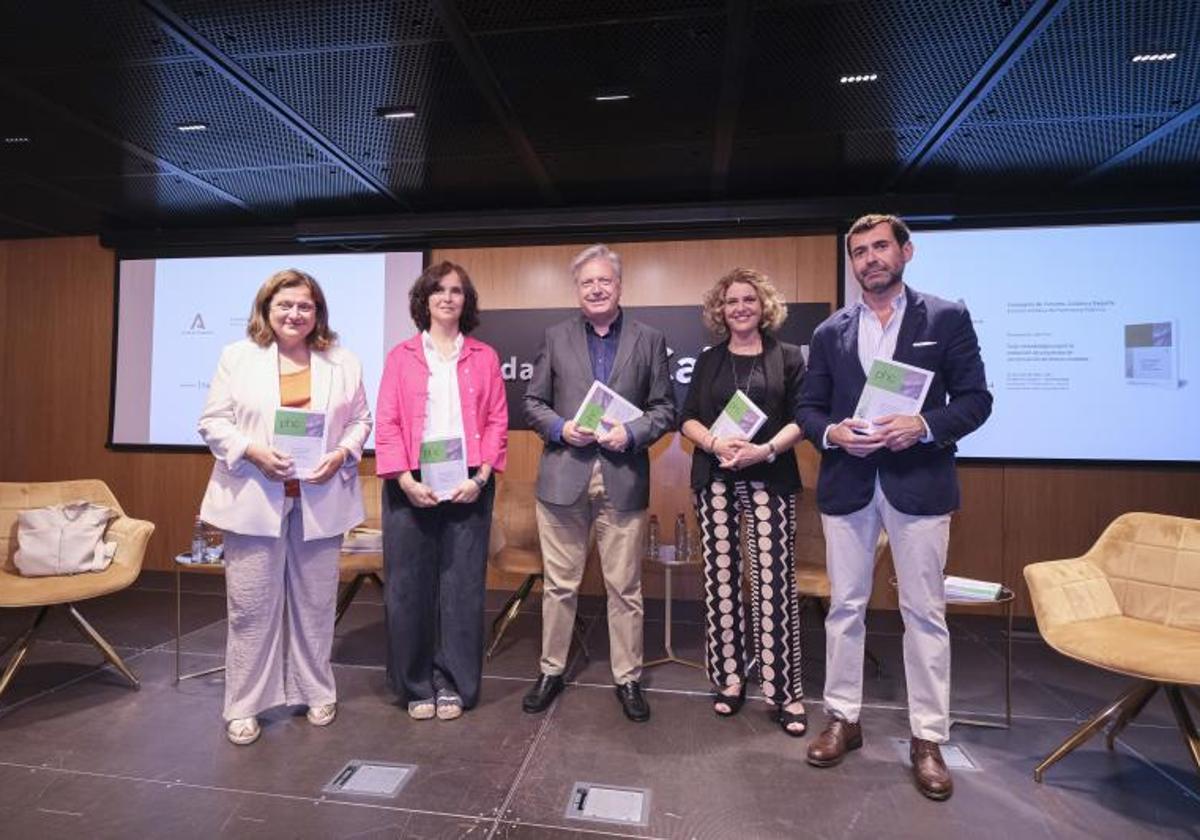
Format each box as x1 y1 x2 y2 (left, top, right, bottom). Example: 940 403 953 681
199 268 372 746
375 260 508 720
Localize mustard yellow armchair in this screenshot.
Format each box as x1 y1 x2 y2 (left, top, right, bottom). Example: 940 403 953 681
1024 512 1200 782
336 473 385 626
0 480 154 701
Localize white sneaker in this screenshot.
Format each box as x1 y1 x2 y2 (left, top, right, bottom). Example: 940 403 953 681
226 717 260 745
306 703 337 727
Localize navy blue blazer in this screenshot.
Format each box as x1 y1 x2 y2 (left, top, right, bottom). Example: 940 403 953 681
797 285 992 516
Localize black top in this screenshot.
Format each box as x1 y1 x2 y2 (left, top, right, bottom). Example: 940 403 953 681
681 334 806 492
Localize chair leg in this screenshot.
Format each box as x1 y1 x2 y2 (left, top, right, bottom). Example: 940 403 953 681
1034 680 1155 782
369 572 385 588
486 574 537 661
1164 685 1200 777
0 606 50 701
66 605 139 689
1105 681 1159 749
335 574 368 627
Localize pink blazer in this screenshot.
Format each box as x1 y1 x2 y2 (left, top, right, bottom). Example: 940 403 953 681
375 334 508 478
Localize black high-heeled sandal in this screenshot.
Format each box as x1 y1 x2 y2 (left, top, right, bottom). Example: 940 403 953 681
773 703 808 737
712 682 747 717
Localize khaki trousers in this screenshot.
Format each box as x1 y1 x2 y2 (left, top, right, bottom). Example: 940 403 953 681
820 479 952 743
536 459 647 684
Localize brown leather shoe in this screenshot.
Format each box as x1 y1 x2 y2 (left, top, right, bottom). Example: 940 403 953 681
910 738 953 800
805 718 863 767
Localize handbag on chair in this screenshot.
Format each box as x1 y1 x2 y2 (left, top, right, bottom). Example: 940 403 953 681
13 500 117 576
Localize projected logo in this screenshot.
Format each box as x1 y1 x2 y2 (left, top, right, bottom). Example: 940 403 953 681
184 312 213 336
473 303 829 430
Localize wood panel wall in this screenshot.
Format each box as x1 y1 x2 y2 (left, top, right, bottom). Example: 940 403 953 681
1 235 1197 616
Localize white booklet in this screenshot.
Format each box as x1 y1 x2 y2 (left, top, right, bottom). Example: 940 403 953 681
419 436 469 501
945 575 1003 602
273 408 327 479
572 380 643 433
709 389 767 441
853 357 934 431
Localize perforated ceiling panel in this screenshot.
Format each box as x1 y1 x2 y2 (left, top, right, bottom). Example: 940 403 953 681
161 0 440 54
0 1 192 69
458 0 724 33
914 0 1200 188
0 0 1196 238
736 1 1029 155
1087 117 1200 190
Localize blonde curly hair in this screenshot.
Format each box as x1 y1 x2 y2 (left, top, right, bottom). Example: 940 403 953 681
701 268 788 339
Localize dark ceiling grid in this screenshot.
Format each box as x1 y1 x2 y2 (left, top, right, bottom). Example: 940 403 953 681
0 1 193 71
140 0 411 210
456 0 726 33
710 0 754 197
886 0 1067 190
234 41 536 205
730 0 1029 197
1079 109 1200 190
430 0 561 204
474 10 725 204
0 73 254 222
917 0 1200 190
159 0 441 55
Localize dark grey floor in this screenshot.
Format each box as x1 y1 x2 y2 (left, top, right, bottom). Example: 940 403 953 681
0 571 1197 839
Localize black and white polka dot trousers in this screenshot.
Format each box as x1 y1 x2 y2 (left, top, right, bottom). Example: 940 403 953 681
696 479 802 706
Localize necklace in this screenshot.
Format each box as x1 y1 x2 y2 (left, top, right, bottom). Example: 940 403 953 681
730 352 759 395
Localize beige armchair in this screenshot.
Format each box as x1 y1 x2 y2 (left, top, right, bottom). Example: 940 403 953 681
0 480 154 700
1024 512 1200 781
485 478 589 661
336 473 385 625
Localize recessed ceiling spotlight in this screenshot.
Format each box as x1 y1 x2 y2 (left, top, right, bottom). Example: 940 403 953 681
3 136 31 143
376 107 416 119
840 74 879 84
176 122 208 132
593 91 633 102
1131 52 1177 62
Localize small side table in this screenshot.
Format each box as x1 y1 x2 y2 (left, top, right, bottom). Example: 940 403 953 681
644 546 703 671
890 577 1014 730
174 553 226 683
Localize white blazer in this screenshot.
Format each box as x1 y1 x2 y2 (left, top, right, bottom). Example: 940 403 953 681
198 339 373 540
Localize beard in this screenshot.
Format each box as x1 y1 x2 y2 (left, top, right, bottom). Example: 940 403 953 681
856 265 903 294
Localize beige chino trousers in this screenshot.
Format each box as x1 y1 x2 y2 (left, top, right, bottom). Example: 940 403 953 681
536 459 647 685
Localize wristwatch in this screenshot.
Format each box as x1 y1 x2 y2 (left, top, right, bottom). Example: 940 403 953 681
764 442 777 463
472 474 487 489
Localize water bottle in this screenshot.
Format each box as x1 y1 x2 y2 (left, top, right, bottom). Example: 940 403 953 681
191 516 206 564
674 513 689 564
646 514 660 562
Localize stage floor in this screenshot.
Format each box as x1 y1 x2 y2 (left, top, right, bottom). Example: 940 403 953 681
0 571 1196 839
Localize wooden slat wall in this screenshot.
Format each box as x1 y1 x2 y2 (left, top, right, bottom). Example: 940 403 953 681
2 235 1198 615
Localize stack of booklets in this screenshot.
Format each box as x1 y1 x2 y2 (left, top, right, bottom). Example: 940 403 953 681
944 575 1003 601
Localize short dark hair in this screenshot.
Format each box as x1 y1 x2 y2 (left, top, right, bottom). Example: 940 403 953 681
409 260 481 334
846 214 911 254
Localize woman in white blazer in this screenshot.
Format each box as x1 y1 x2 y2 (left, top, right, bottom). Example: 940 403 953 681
199 268 372 746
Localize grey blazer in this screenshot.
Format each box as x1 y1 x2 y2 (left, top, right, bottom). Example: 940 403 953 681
524 312 676 511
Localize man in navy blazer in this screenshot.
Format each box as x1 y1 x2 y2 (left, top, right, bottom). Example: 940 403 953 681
798 214 991 801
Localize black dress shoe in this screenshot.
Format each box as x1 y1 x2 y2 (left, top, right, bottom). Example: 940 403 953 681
522 673 564 714
615 680 651 722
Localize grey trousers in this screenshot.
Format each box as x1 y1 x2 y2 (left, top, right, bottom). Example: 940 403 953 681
222 498 342 721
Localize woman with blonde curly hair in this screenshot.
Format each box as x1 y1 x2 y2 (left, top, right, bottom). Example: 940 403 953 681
680 268 808 736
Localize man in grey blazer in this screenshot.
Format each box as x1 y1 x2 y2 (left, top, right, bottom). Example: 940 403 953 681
522 244 676 722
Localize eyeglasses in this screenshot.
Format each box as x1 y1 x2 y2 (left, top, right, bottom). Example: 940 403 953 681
578 276 617 291
272 301 316 315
